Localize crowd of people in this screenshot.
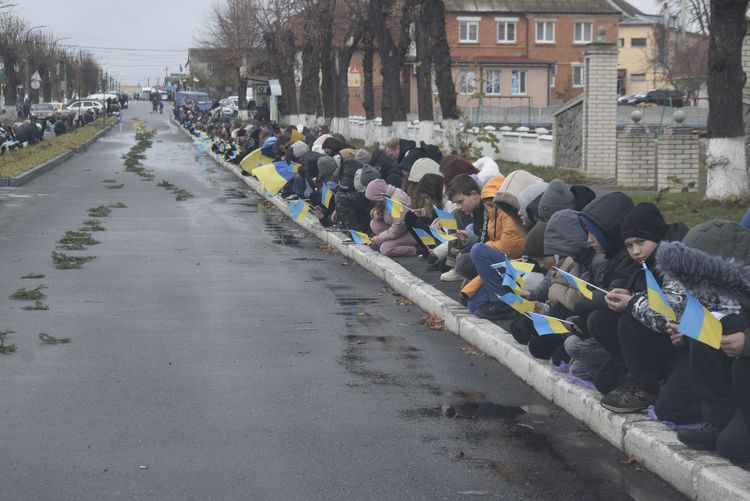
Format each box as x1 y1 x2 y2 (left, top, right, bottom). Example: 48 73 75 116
175 104 750 463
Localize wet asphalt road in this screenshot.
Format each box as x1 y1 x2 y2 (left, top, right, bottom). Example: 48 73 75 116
0 103 684 500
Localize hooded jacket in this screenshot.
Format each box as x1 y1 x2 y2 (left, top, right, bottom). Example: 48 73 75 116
630 221 750 358
365 179 411 245
338 157 364 191
493 170 544 234
370 149 402 188
540 209 591 311
575 191 638 315
473 157 501 186
461 176 525 298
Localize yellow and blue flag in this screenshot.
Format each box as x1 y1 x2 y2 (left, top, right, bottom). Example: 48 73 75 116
643 264 677 321
289 199 309 222
240 148 274 174
677 291 722 349
433 206 458 230
528 312 570 336
555 267 595 300
321 183 334 208
429 227 457 243
349 230 371 245
496 291 535 314
254 163 294 196
490 259 534 275
502 255 518 288
414 228 436 247
384 196 405 219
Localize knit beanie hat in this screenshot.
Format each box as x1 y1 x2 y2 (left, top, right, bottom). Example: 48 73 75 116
408 158 441 183
538 179 576 221
518 182 549 220
524 222 548 258
291 140 309 159
742 207 750 231
493 170 545 210
473 157 502 186
317 156 338 181
621 202 667 242
354 164 381 192
355 148 373 165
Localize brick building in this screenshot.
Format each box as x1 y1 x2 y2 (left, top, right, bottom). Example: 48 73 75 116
443 0 620 108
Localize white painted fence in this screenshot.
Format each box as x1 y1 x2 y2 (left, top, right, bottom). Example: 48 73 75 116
346 117 554 167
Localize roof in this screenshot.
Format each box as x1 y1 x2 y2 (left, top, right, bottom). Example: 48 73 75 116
605 0 665 24
445 0 620 14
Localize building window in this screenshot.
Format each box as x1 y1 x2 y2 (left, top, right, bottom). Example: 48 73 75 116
458 17 480 43
574 22 592 43
484 69 501 95
550 64 557 88
631 38 647 47
511 70 526 95
631 73 646 82
571 63 584 88
496 18 517 43
536 21 555 43
458 69 477 95
618 38 624 48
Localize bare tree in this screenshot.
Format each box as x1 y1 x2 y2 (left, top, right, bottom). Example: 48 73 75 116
649 25 709 100
704 0 749 199
0 10 27 106
258 0 299 119
661 0 711 34
201 0 265 108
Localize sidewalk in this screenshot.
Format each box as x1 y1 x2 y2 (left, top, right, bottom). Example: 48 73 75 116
179 124 750 501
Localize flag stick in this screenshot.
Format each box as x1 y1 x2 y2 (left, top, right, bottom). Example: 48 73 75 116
552 267 609 294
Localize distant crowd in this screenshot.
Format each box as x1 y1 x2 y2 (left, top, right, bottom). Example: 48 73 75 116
174 103 750 463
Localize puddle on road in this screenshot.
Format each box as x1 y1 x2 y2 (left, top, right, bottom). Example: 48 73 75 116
261 211 303 248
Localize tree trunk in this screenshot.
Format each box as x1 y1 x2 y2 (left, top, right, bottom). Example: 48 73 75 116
369 0 410 126
362 36 375 121
299 15 322 121
3 55 19 106
237 67 248 109
428 0 458 120
319 3 335 122
705 0 750 199
414 6 433 122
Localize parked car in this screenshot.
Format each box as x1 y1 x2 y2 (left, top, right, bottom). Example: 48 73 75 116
66 100 104 114
620 89 684 107
30 103 57 120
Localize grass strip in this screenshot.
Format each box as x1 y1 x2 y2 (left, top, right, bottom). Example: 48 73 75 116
58 230 100 250
0 118 108 178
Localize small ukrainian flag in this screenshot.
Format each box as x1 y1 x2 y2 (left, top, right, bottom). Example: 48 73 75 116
429 227 457 243
496 291 535 314
643 264 677 321
677 291 722 349
556 268 594 300
528 312 570 336
289 199 309 222
384 197 404 218
321 183 334 208
433 206 458 230
349 230 371 245
414 228 436 247
240 148 274 174
254 163 294 196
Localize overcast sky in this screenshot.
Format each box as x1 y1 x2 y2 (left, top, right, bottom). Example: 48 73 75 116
14 0 662 87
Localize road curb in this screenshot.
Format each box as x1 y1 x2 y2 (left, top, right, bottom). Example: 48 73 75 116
178 124 750 500
0 122 117 187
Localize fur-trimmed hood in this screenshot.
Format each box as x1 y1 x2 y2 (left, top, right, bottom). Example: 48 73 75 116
656 241 750 299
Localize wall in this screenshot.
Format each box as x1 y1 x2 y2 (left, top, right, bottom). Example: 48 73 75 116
346 119 553 167
553 95 583 169
453 65 550 109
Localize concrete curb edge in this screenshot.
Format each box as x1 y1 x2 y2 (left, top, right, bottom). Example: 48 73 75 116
1 122 117 187
177 124 750 500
